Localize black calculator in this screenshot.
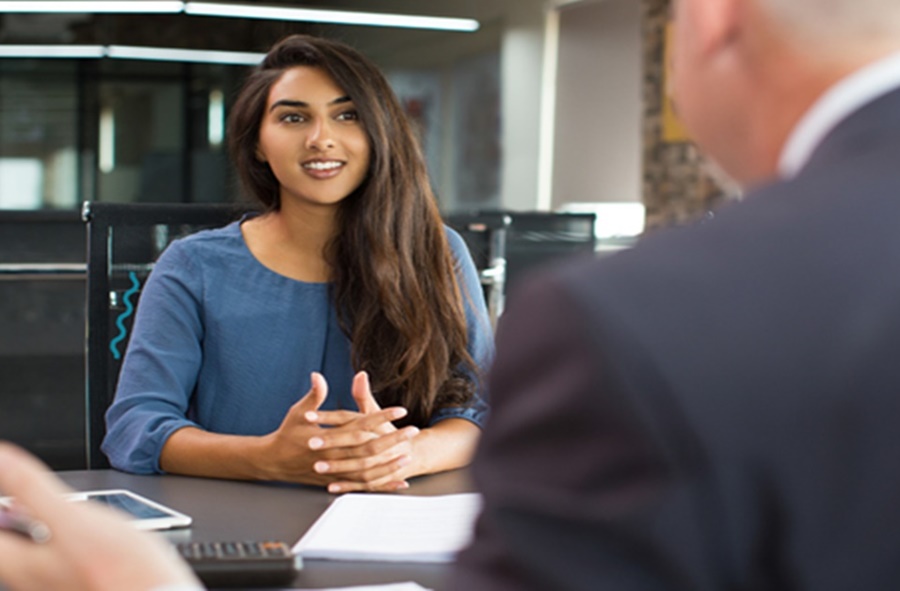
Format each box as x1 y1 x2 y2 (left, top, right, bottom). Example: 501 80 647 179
175 540 301 588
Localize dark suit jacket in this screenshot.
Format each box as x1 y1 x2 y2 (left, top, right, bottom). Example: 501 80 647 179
453 87 900 590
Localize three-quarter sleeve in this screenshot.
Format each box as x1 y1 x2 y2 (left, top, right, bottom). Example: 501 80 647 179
430 228 494 428
102 241 205 474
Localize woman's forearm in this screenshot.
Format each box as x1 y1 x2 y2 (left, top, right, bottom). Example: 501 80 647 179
408 418 481 477
159 426 278 481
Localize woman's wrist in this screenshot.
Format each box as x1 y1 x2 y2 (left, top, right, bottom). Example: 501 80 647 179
407 428 435 477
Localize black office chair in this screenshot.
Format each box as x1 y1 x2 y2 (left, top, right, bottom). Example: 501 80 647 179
82 201 256 469
444 212 512 328
501 211 597 292
445 210 597 327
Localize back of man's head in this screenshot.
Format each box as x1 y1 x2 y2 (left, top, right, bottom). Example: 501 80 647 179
761 0 900 55
669 0 900 188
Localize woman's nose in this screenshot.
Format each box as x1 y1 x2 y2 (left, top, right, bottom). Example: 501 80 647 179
305 119 336 151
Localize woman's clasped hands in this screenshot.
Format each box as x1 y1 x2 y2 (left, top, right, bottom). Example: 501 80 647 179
261 371 420 493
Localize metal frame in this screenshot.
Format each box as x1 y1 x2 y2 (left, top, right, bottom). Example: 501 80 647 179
82 200 255 469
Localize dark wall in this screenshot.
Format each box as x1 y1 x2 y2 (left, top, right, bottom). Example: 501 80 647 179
0 211 85 469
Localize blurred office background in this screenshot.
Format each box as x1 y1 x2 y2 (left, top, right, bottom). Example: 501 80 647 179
0 0 729 469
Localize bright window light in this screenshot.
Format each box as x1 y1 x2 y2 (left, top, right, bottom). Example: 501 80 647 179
99 106 116 173
0 159 43 209
559 202 646 239
184 2 480 32
208 89 225 147
0 1 182 12
106 45 264 65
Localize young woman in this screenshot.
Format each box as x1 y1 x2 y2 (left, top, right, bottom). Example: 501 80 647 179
102 35 493 493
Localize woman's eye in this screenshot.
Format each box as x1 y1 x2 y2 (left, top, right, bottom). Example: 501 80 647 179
280 113 304 123
336 110 359 122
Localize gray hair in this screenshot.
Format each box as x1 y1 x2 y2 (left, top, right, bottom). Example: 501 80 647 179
761 0 900 44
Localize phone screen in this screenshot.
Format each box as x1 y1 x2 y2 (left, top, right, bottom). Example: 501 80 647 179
83 493 173 520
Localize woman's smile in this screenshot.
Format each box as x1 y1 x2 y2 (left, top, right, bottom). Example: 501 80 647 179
302 158 347 179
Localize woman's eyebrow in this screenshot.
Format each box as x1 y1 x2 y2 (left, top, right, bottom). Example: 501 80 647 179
269 96 352 112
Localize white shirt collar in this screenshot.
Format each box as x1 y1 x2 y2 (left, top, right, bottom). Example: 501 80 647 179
778 51 900 179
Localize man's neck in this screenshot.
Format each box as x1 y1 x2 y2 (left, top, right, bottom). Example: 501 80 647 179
777 48 900 178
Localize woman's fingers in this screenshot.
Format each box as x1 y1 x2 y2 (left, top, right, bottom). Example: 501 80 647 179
291 372 328 416
323 452 414 493
325 460 413 493
313 435 415 476
307 407 407 451
304 409 365 426
328 478 410 494
351 371 381 414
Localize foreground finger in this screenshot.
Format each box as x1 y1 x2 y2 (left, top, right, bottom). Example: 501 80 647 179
0 444 74 531
0 537 59 591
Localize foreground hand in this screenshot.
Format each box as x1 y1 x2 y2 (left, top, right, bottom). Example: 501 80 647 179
0 442 200 591
306 372 422 493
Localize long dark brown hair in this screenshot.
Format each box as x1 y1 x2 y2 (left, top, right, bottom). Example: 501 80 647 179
228 34 477 426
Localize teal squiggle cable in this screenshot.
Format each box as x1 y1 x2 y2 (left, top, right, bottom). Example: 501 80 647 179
110 271 141 361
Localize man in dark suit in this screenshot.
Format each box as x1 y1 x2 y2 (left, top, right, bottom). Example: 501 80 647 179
453 0 900 589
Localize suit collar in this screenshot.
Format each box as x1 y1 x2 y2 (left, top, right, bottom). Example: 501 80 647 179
779 51 900 178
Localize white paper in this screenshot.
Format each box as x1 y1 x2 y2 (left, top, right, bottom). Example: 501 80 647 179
293 493 482 563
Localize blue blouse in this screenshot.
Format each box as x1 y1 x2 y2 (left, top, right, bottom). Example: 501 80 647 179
102 220 493 474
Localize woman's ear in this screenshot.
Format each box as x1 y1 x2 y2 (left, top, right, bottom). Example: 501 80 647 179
255 146 267 163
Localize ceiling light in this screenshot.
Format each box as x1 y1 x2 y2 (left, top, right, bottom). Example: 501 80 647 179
184 2 480 32
106 45 264 65
0 1 182 13
0 1 480 33
0 45 106 58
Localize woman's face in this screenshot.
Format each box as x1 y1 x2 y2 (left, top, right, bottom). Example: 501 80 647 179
256 66 371 209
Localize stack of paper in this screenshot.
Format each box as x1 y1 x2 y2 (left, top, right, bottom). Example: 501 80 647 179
293 493 482 563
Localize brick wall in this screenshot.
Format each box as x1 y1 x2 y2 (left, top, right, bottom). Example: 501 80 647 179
641 0 730 231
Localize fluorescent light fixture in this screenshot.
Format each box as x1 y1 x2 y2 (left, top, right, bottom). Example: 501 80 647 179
0 1 182 13
106 45 263 65
184 2 480 32
0 45 105 58
0 1 479 33
0 44 261 65
98 106 115 173
208 89 225 147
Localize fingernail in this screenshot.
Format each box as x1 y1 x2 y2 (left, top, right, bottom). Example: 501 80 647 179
390 408 407 419
314 461 329 473
328 484 342 493
305 411 318 422
405 426 420 437
309 437 324 449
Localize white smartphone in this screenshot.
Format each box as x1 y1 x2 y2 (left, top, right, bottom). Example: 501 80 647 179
1 489 192 531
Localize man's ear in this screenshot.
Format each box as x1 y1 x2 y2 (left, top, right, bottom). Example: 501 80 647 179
692 0 742 57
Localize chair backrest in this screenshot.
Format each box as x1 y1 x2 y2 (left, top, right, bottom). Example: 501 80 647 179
501 211 597 291
82 201 256 469
445 210 597 326
444 212 512 328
